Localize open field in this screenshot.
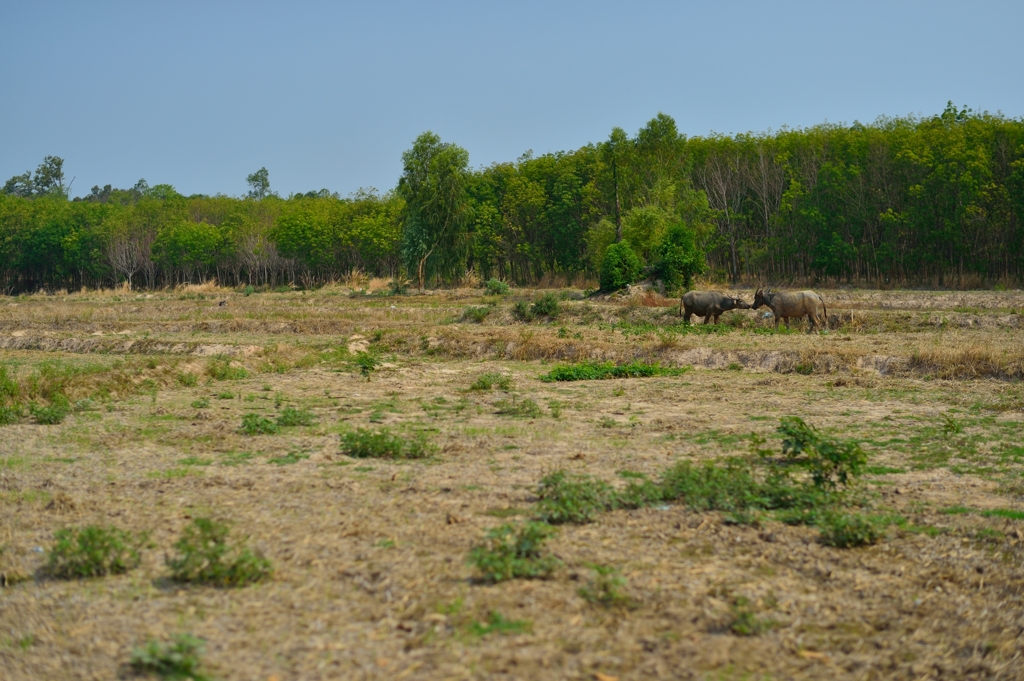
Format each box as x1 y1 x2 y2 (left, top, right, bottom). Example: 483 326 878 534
2 284 1024 680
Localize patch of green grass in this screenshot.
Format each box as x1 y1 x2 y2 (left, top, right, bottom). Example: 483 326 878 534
216 391 234 399
865 465 905 475
817 512 884 548
166 518 272 587
29 396 69 425
207 359 248 381
240 413 279 435
534 471 617 524
485 507 529 518
469 372 513 391
276 406 315 427
176 372 199 387
339 427 434 459
130 634 210 681
578 564 634 609
219 451 255 466
46 525 148 579
461 305 493 323
980 509 1024 521
494 396 542 418
267 451 310 465
540 360 690 382
190 398 210 409
940 505 972 515
179 457 213 466
468 611 532 636
729 597 777 636
0 403 23 425
468 522 561 583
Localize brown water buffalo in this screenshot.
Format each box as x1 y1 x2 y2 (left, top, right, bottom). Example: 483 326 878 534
753 288 828 331
679 291 751 324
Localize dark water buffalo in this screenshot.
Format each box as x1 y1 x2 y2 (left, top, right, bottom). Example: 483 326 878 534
679 291 751 324
753 288 828 331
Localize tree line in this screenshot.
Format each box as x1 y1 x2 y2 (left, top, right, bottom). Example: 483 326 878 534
3 102 1023 293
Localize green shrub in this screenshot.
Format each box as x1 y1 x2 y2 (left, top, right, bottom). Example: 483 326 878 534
191 398 210 409
494 396 542 418
535 471 616 524
469 372 513 391
461 306 492 323
46 525 147 579
817 512 884 548
340 427 433 459
207 359 248 381
166 518 272 587
0 365 20 400
658 459 766 512
468 522 561 583
0 403 22 425
578 564 634 608
511 300 535 322
485 278 511 295
353 351 378 381
243 285 255 296
600 240 642 292
531 292 560 318
277 406 315 427
540 360 690 382
240 413 279 435
776 416 867 490
30 395 69 425
653 222 706 291
176 372 198 387
130 634 210 681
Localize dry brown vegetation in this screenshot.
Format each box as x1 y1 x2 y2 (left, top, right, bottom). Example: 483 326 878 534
1 285 1024 680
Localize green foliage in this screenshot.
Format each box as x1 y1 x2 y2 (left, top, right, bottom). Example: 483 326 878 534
207 359 248 381
539 360 690 382
511 300 535 322
176 372 198 387
353 352 378 381
535 471 616 524
339 427 434 459
468 611 533 636
130 634 210 681
29 395 69 425
600 240 642 292
817 512 884 548
485 278 510 295
460 305 492 323
276 406 315 427
653 221 706 291
191 398 210 409
776 416 867 490
240 413 278 435
729 597 776 636
0 403 21 425
494 395 542 418
46 525 147 578
578 564 634 608
467 522 561 583
469 372 513 391
166 518 272 587
531 292 560 318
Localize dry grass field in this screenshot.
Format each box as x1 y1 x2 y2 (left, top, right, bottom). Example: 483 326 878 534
2 283 1024 680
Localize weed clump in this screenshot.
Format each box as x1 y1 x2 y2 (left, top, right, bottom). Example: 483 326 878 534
540 360 690 382
531 292 560 318
46 525 148 579
276 406 315 427
485 278 511 295
339 427 433 459
176 372 198 387
469 372 513 391
461 306 493 323
468 522 561 583
240 413 279 435
0 403 23 425
511 300 535 322
353 351 378 381
729 597 777 636
207 359 248 381
130 634 210 681
469 611 532 636
535 471 617 524
776 416 868 490
494 395 542 418
166 518 272 587
818 512 884 548
29 394 69 424
578 564 635 609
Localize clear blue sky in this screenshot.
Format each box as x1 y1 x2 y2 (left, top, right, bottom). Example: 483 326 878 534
3 1 1022 198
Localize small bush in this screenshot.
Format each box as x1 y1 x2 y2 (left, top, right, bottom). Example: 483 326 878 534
166 517 272 587
540 360 690 382
485 278 511 295
30 395 69 425
511 300 535 322
468 522 561 583
176 372 198 387
461 306 492 323
469 372 513 391
535 471 616 524
340 427 433 459
600 240 642 292
243 285 255 296
277 406 315 427
353 351 378 381
494 396 542 418
46 525 147 579
578 564 634 608
0 365 20 400
818 512 884 548
531 292 560 318
207 359 248 381
240 413 279 435
130 634 209 681
0 403 22 425
776 416 867 490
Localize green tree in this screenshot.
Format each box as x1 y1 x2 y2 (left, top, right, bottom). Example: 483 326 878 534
600 240 642 291
246 167 271 200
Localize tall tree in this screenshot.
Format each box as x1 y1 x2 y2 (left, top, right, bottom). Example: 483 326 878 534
398 132 472 290
246 167 271 200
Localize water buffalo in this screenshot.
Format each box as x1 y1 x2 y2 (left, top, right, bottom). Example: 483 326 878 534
753 288 828 331
679 291 751 324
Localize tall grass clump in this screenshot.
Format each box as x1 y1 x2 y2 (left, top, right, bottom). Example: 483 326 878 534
339 426 434 459
469 372 513 391
535 471 617 524
468 522 561 583
540 360 691 382
207 358 248 381
130 634 210 681
461 305 493 323
46 525 148 579
276 406 315 427
485 278 511 295
531 292 560 318
166 518 272 587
